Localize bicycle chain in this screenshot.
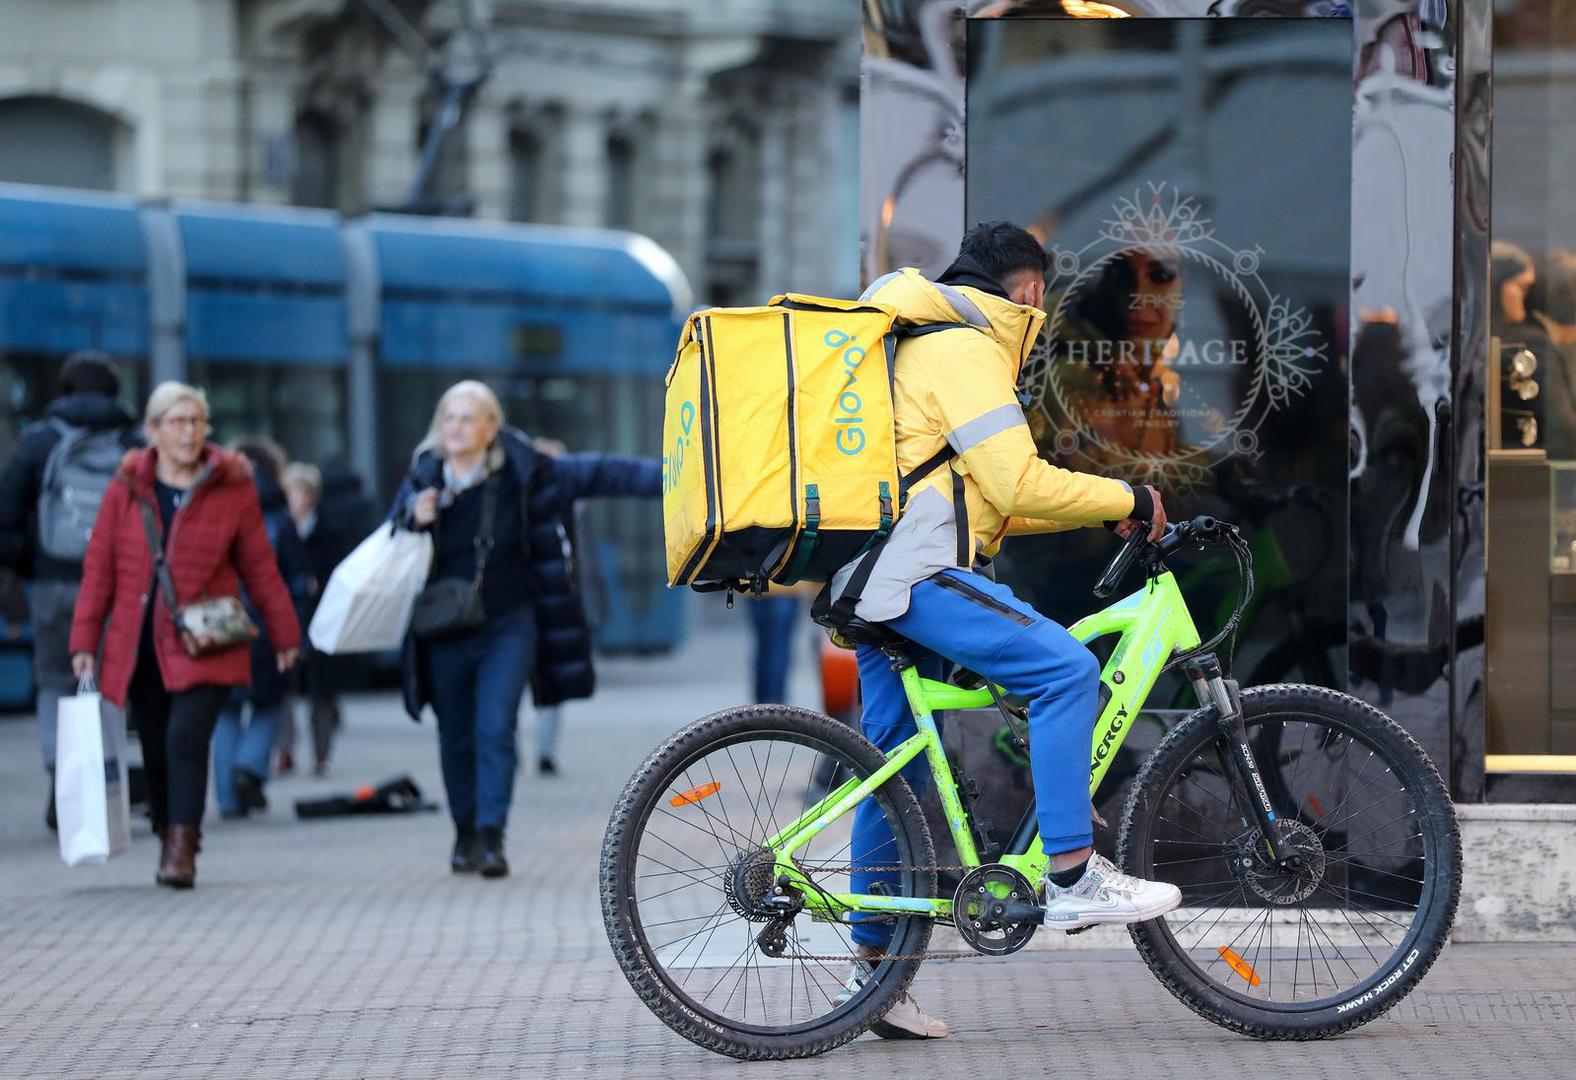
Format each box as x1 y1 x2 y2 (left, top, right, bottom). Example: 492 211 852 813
769 862 1049 962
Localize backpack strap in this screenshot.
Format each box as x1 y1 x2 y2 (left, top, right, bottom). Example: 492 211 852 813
895 321 976 339
810 320 984 618
40 418 83 495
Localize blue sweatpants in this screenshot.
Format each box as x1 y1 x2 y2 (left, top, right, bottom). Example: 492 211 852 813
849 569 1101 949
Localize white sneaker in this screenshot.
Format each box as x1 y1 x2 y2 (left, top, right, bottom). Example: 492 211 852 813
1041 853 1181 931
836 958 949 1039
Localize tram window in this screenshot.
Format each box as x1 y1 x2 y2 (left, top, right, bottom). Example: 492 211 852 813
0 350 145 459
190 361 347 464
377 367 660 493
512 323 563 362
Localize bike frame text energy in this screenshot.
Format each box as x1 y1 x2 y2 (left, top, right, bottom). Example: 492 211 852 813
764 570 1203 923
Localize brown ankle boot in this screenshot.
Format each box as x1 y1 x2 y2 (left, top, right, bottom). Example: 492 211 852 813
155 825 201 889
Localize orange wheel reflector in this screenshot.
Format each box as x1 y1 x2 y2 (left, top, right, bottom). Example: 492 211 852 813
1307 794 1325 818
669 781 723 808
1217 947 1262 987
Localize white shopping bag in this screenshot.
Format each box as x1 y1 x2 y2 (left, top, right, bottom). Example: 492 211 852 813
309 524 433 654
55 676 131 866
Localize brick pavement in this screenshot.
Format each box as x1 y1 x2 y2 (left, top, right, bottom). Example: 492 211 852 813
0 612 1573 1079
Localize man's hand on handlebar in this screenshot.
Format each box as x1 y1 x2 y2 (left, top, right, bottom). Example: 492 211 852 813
1115 485 1167 544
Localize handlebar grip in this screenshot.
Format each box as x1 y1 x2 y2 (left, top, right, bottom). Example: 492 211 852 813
1093 526 1147 599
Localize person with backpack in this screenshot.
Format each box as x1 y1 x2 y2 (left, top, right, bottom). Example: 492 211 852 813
0 351 141 830
834 223 1178 1037
660 224 1180 1040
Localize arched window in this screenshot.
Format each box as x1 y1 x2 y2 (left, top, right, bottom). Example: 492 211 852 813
0 95 126 191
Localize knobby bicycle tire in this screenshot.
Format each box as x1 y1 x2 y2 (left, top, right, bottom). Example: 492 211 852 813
1118 683 1461 1039
599 704 937 1060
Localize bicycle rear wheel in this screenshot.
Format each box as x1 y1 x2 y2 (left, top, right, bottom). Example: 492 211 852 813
600 704 936 1060
1118 684 1460 1038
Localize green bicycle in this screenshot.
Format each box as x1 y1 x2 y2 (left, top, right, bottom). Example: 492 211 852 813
600 516 1461 1060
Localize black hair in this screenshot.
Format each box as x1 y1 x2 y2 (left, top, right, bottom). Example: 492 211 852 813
59 350 121 397
230 435 288 486
1073 255 1142 343
1528 250 1576 326
957 221 1050 285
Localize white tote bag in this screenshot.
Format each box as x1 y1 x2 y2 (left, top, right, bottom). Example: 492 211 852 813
55 676 131 866
309 524 433 654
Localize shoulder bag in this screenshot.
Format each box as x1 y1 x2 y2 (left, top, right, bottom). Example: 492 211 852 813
137 500 258 658
409 474 496 640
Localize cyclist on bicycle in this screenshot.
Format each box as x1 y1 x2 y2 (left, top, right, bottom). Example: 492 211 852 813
831 222 1182 1038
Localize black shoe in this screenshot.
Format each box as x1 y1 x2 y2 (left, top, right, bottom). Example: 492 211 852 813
232 769 268 814
478 826 509 878
45 769 57 832
537 757 558 776
451 826 480 874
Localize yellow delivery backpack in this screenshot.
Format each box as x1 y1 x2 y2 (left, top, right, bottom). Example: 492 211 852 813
663 293 966 592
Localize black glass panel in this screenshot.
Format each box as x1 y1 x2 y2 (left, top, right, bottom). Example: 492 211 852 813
966 18 1352 698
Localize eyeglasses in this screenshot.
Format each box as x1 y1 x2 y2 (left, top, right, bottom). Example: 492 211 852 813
158 415 207 430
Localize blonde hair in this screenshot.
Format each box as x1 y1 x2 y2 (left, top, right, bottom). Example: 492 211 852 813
144 381 209 425
282 462 323 500
416 380 505 467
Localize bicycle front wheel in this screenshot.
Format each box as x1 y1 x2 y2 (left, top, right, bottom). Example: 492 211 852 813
1118 684 1460 1039
600 704 936 1060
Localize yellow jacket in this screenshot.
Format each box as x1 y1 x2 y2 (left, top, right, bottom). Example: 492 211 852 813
830 266 1139 621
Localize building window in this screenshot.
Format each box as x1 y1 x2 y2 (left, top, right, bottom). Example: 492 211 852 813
606 132 637 230
293 110 339 209
0 95 125 191
510 128 542 222
415 97 469 209
705 126 762 307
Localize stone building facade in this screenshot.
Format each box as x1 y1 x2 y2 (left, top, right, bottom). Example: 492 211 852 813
0 0 861 304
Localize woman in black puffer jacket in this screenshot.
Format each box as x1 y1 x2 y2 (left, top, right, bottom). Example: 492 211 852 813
391 381 657 878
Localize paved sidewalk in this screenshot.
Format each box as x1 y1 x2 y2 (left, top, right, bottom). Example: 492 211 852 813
0 614 1573 1079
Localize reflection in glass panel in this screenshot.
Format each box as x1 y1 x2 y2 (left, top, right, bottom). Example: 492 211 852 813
1486 1 1576 760
967 17 1351 695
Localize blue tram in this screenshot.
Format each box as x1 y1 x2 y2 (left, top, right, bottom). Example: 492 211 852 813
0 183 690 705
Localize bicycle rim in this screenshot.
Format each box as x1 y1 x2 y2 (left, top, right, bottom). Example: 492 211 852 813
1132 706 1441 1012
620 728 928 1036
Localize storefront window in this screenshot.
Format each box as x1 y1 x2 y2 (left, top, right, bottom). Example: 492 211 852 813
1485 1 1576 767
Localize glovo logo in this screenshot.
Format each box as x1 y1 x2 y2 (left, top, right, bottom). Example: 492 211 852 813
663 400 696 495
825 328 867 456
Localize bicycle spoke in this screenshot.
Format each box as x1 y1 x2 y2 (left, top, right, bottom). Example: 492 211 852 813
1135 704 1449 1014
622 727 911 1038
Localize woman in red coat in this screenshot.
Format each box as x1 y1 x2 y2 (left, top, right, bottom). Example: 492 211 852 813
70 382 301 888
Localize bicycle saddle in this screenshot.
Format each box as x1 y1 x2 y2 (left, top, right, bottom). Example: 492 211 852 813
834 616 907 648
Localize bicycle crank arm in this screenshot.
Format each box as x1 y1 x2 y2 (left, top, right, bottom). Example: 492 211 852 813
1001 901 1046 923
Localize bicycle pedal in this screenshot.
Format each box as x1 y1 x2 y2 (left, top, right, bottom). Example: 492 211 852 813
1063 924 1094 936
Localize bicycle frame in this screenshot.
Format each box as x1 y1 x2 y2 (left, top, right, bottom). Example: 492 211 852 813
763 571 1203 923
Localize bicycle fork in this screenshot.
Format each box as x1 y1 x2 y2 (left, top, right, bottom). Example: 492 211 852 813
1184 655 1296 868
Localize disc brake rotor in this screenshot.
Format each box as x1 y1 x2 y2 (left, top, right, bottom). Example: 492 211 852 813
1233 819 1328 905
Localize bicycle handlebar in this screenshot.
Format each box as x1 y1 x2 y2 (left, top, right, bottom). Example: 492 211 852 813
1093 515 1234 599
1092 525 1148 599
